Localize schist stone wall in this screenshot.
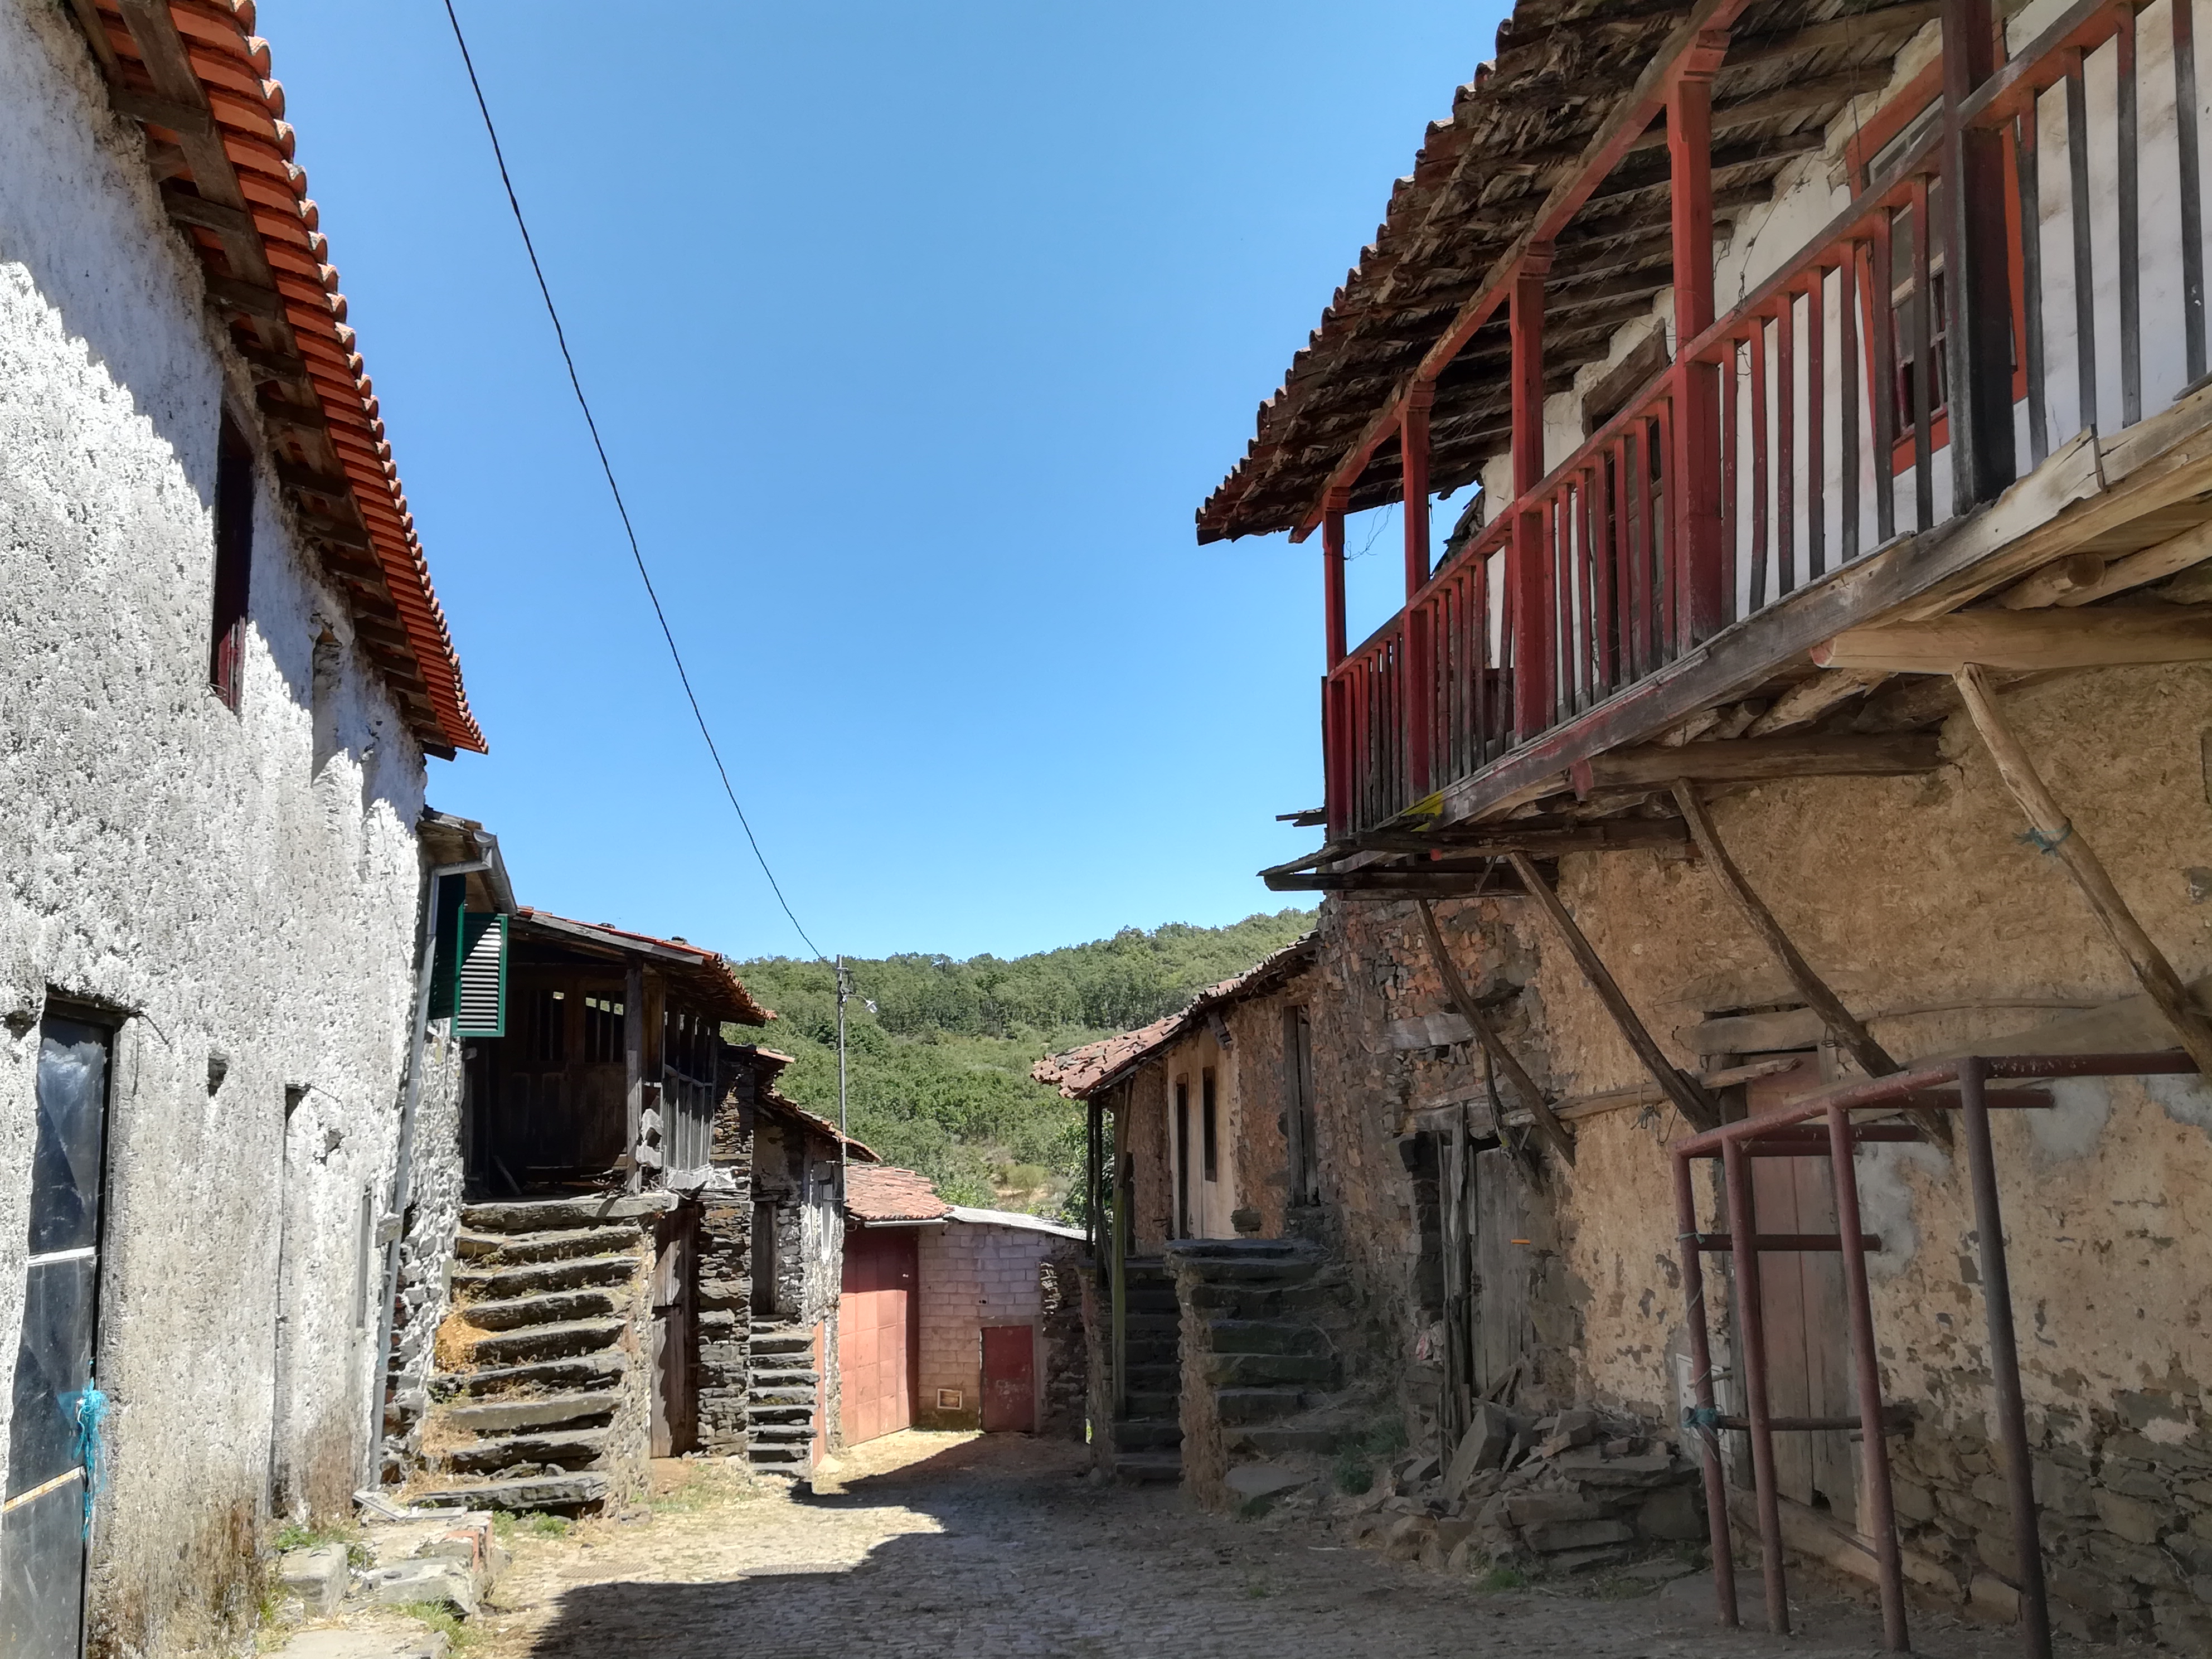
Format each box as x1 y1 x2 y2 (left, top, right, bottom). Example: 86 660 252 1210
694 1052 759 1452
0 4 443 1653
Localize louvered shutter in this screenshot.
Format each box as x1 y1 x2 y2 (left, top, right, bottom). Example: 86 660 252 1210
454 911 508 1037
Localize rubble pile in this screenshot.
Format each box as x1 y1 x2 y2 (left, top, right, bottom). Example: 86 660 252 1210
1337 1405 1708 1578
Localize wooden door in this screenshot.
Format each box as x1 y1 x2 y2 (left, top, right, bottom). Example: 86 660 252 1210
1472 1147 1531 1396
981 1325 1036 1433
649 1216 694 1457
837 1228 917 1447
1747 1070 1856 1522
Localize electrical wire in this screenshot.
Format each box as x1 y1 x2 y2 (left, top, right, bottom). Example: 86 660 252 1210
441 1 826 963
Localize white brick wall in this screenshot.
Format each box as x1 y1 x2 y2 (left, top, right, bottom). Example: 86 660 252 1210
916 1221 1056 1425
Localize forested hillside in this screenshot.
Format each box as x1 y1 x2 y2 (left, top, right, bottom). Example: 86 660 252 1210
731 910 1314 1219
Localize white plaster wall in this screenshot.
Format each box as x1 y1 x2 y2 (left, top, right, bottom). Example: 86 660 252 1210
0 3 437 1650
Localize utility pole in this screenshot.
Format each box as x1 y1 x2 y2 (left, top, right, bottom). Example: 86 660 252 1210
835 954 851 1175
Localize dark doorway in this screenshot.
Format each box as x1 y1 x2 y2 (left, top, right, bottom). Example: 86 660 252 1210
980 1325 1036 1433
3 1010 113 1659
750 1202 778 1316
649 1213 696 1457
1173 1080 1191 1239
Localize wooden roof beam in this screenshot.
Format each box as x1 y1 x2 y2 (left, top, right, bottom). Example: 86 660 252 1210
1571 734 1941 795
1813 605 2212 673
1286 0 1761 544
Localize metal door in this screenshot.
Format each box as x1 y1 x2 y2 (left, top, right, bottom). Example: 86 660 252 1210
981 1325 1036 1433
2 1013 113 1659
837 1229 916 1446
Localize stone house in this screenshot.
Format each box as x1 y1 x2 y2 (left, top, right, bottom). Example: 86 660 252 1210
1194 0 2212 1649
1 0 487 1652
381 916 874 1502
840 1165 1085 1446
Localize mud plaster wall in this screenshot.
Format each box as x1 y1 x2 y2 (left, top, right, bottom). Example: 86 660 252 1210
0 8 448 1656
1117 1064 1173 1255
1217 974 1309 1240
1362 664 2212 1643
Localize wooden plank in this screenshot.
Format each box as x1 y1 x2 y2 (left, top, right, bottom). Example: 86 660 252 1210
2067 50 2099 437
1813 604 2212 672
1505 851 1723 1131
2118 3 2143 428
1418 901 1576 1164
1953 664 2212 1075
1350 819 1689 858
1997 517 2212 609
1743 670 1889 735
2177 0 2208 385
1575 733 1941 792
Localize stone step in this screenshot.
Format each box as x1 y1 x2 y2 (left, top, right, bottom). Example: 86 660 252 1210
1235 1425 1343 1456
1180 1259 1320 1287
749 1386 818 1408
455 1224 639 1265
461 1194 671 1233
1113 1418 1183 1450
749 1332 814 1358
453 1254 640 1300
1201 1351 1337 1389
1123 1363 1179 1391
1189 1283 1338 1318
411 1472 609 1514
1123 1390 1177 1419
433 1428 609 1476
466 1317 627 1368
747 1422 814 1444
746 1403 812 1425
441 1390 622 1437
1215 1388 1308 1425
461 1289 621 1332
1206 1318 1327 1356
439 1353 627 1399
1112 1452 1182 1486
1123 1313 1178 1338
749 1367 818 1385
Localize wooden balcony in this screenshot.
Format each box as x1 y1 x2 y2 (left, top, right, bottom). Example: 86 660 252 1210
1273 0 2212 876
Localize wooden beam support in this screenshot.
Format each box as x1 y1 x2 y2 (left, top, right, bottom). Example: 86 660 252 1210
1266 870 1526 896
1671 30 1731 647
1815 605 2212 674
1506 852 1723 1131
1953 664 2212 1076
1573 734 1941 794
1418 901 1576 1165
1744 670 1891 736
1669 783 1954 1144
1352 819 1690 860
1944 0 2019 511
1512 247 1554 736
1998 520 2212 610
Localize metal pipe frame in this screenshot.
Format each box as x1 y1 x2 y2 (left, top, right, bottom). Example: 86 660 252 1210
1670 1049 2193 1653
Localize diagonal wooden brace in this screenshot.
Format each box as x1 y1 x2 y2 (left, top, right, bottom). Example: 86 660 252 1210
1507 852 1724 1131
1417 901 1576 1166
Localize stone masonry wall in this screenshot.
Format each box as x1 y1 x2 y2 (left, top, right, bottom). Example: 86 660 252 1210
0 6 443 1653
694 1055 756 1451
377 1023 467 1484
1037 1246 1086 1439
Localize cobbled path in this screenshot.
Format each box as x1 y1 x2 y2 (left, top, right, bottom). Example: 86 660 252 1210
477 1433 2119 1659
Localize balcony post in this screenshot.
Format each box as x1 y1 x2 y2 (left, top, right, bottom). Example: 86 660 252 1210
1944 0 2017 509
1403 385 1436 794
1670 30 1732 646
1511 247 1553 738
1322 488 1350 839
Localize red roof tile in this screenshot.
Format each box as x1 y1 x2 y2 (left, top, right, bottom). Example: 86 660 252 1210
844 1165 951 1224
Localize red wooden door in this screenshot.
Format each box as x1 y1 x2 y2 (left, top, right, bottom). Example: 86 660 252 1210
981 1324 1036 1433
837 1228 916 1446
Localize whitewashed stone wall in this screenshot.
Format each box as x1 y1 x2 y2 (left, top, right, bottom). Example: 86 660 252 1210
0 3 447 1653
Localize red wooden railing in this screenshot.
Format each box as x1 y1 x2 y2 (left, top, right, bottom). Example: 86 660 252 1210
1321 0 2205 840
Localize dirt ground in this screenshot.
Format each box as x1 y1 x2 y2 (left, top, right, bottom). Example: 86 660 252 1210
473 1434 2136 1659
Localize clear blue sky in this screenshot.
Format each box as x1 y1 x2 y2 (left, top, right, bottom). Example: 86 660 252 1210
263 1 1510 962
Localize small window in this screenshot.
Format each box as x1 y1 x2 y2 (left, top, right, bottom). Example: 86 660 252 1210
210 414 254 709
1173 1078 1191 1238
1201 1068 1219 1183
584 996 625 1063
310 629 341 775
531 988 566 1065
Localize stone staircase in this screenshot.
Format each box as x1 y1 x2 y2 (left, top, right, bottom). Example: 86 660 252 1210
1163 1238 1347 1508
745 1323 818 1474
1109 1257 1183 1485
408 1194 662 1514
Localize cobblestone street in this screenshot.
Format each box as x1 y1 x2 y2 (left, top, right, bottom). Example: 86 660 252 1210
471 1434 2119 1659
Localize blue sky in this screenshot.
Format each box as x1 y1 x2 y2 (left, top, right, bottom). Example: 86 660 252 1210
263 1 1509 962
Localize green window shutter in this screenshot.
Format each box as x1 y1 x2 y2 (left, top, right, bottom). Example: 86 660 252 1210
427 874 466 1017
455 912 508 1037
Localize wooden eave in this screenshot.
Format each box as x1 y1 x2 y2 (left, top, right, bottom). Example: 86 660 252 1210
1197 0 1948 544
64 0 484 757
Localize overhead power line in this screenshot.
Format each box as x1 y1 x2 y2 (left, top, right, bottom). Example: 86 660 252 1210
441 1 826 963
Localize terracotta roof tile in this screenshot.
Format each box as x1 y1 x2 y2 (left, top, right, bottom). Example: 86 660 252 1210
845 1165 952 1224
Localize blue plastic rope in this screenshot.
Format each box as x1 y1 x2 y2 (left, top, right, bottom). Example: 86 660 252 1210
1681 1404 1725 1433
64 1388 107 1538
2017 822 2074 856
